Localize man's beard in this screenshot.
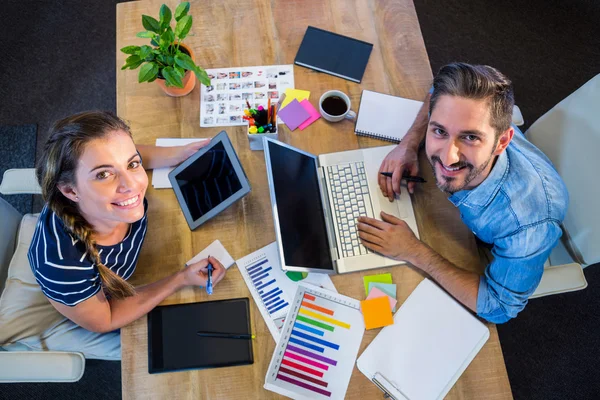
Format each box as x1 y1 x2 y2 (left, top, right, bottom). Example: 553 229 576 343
428 154 495 194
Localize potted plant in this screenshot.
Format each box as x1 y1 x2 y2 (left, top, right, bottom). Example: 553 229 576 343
120 2 210 97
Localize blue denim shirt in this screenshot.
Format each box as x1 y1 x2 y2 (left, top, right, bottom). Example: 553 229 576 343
447 127 568 323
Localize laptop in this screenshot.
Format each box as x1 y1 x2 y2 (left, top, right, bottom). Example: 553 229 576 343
263 138 420 274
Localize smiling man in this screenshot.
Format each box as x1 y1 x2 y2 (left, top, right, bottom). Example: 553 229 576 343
358 63 569 323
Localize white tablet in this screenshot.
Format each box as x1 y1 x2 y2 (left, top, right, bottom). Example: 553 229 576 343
168 131 251 230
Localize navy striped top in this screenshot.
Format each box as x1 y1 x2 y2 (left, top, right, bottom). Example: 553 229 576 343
27 201 148 306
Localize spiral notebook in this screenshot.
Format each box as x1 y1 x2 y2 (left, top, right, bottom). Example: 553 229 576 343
355 90 423 142
356 279 489 400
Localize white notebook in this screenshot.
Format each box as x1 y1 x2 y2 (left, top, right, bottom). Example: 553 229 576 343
355 90 423 142
356 279 490 400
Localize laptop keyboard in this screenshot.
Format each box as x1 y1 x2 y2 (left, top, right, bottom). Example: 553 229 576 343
326 162 374 258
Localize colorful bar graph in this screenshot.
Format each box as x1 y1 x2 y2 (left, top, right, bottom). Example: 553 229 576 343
279 366 329 387
281 359 324 377
299 308 351 329
301 300 334 315
291 330 340 350
289 337 325 353
284 351 329 370
276 374 332 397
296 315 335 332
287 344 338 366
303 293 316 301
294 321 325 336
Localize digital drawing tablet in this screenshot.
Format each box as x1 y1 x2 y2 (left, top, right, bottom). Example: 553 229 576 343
294 26 373 83
148 298 254 374
168 130 250 230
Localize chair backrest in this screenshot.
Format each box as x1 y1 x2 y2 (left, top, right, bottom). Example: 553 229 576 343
525 74 600 266
0 198 22 294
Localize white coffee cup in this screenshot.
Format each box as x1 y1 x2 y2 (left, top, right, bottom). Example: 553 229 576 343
319 90 356 122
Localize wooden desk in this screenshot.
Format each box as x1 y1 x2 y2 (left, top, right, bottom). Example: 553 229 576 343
117 1 512 398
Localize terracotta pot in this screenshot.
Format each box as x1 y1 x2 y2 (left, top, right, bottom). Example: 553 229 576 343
155 42 196 97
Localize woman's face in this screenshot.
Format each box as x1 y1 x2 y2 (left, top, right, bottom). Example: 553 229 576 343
66 130 148 226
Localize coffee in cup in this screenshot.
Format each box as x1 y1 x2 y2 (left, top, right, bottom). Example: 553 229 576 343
319 90 356 122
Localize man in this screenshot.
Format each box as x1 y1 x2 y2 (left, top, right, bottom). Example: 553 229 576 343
357 63 568 323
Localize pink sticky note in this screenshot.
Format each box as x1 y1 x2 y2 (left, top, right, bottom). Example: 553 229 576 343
278 99 311 131
298 99 321 130
366 287 397 312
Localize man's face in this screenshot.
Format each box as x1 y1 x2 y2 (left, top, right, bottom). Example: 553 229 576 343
425 95 511 194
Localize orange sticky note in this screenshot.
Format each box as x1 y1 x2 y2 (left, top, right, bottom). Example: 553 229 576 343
360 296 394 330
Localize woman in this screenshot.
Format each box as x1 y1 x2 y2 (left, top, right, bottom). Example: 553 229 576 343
28 111 226 333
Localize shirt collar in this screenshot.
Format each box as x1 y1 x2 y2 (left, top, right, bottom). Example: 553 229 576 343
448 149 509 208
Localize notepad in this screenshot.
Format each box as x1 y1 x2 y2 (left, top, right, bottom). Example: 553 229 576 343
361 296 393 330
298 99 320 130
366 287 398 312
363 273 393 296
280 88 310 109
368 282 396 299
278 98 311 131
148 298 253 374
356 279 490 400
355 90 424 143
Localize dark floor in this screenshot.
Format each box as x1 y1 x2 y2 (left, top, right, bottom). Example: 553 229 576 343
1 0 599 399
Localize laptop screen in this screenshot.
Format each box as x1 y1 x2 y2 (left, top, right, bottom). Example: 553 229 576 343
267 141 334 271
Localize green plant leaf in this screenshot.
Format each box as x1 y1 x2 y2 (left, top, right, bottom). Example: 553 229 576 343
160 28 175 48
142 15 161 33
174 52 196 71
159 5 172 29
139 45 152 59
137 31 156 39
120 45 140 54
193 67 211 87
162 66 184 88
175 2 190 21
138 62 159 83
121 54 143 70
175 15 192 39
151 38 159 46
174 66 185 78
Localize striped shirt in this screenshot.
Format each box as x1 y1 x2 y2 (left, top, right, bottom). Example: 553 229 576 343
27 200 148 306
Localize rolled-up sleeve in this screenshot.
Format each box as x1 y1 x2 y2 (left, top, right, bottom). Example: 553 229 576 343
476 221 563 323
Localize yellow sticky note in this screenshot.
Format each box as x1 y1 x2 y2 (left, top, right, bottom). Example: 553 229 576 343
281 88 310 109
361 296 393 330
363 273 393 296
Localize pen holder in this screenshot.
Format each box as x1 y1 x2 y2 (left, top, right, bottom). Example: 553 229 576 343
247 124 277 151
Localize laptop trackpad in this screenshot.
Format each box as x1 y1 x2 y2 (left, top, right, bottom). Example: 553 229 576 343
377 192 408 219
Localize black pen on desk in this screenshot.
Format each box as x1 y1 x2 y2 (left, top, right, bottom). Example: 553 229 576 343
196 332 256 340
380 172 427 183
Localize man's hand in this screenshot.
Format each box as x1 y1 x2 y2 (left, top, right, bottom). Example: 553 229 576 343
357 212 422 261
378 140 420 201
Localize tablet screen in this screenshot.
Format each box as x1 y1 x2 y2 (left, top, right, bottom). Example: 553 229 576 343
172 141 243 221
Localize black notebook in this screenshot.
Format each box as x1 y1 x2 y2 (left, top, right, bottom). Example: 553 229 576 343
294 26 373 83
148 298 254 374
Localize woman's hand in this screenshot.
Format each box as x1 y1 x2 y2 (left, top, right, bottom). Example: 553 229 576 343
176 139 211 164
183 256 227 288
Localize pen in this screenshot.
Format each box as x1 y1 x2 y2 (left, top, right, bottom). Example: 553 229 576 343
206 255 213 295
196 332 256 340
380 172 427 183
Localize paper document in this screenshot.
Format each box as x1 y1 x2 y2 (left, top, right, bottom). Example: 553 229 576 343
264 283 365 399
186 240 235 269
236 242 336 340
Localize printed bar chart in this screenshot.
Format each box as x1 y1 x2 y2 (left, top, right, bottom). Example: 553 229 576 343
264 284 365 399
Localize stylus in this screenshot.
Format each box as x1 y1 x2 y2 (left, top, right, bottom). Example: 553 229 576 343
196 332 256 340
206 256 214 295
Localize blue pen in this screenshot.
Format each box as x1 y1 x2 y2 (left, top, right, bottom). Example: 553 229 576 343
206 256 213 295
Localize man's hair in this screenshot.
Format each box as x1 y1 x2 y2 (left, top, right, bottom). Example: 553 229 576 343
429 63 515 137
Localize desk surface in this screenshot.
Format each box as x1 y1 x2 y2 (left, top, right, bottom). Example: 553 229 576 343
117 0 512 398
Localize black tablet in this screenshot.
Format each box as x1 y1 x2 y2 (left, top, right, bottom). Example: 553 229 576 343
148 298 254 374
168 131 250 230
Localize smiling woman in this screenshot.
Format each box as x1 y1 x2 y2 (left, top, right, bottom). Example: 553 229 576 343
27 111 227 345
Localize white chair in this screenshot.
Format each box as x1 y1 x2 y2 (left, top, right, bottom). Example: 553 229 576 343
524 74 600 298
0 168 85 383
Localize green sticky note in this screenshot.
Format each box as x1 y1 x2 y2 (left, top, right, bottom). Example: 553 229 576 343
363 273 393 296
368 282 397 298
